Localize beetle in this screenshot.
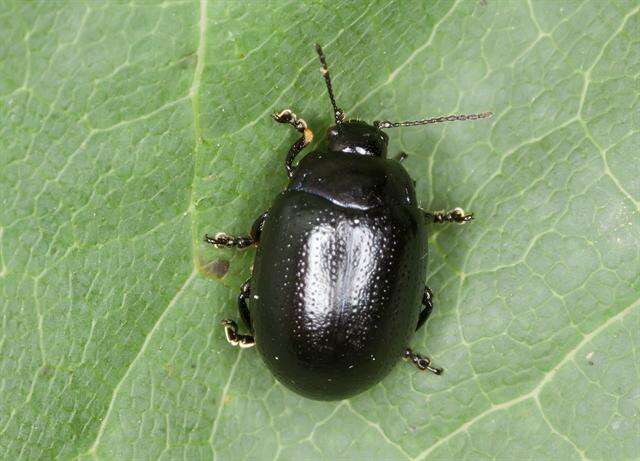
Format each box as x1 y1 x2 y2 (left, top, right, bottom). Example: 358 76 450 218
205 44 491 400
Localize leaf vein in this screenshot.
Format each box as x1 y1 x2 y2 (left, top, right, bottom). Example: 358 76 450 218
415 297 639 460
350 0 461 112
83 269 198 457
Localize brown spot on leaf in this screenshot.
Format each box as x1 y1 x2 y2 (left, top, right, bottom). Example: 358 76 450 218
203 258 230 279
41 364 54 378
177 52 197 69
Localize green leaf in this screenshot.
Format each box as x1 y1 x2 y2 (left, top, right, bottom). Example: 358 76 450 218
1 0 638 459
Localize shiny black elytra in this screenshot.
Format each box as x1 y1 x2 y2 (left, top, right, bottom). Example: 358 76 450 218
205 44 492 400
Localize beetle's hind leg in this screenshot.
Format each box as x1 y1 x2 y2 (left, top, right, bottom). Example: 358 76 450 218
221 278 255 348
423 207 473 224
204 211 268 249
272 109 314 178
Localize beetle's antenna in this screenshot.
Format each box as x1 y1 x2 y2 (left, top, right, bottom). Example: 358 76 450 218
315 43 346 124
374 111 493 129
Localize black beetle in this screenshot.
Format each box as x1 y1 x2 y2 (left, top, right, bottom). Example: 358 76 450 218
206 44 491 400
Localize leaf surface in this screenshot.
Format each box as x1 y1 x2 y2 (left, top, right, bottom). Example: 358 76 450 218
1 1 638 459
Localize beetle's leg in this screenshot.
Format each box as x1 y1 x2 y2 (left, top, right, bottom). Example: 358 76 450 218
204 233 253 248
408 287 441 374
221 279 255 348
424 207 473 224
238 278 253 333
204 211 268 248
394 152 408 162
393 152 417 187
416 286 433 331
221 320 254 348
272 109 314 178
403 348 442 375
249 211 269 244
408 289 442 373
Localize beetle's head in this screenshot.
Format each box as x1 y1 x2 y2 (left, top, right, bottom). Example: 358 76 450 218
327 120 388 157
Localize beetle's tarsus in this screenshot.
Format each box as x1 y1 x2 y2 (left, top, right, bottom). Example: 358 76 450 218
403 348 442 375
221 279 254 348
272 109 308 132
272 108 314 178
221 319 255 348
205 212 268 250
426 207 474 224
204 232 254 248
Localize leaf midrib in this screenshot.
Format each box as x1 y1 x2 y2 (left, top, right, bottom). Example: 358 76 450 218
81 0 209 457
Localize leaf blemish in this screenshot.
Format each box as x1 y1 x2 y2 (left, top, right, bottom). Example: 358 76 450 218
41 364 55 378
202 258 230 279
177 51 197 69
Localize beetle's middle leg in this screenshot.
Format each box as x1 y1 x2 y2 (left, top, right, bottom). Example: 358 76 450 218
272 109 314 178
423 207 473 224
204 211 268 248
221 278 255 348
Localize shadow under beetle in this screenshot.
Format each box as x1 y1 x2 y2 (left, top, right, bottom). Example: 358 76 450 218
206 44 491 400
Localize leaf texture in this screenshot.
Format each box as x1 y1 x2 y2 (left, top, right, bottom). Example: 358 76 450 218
0 1 638 459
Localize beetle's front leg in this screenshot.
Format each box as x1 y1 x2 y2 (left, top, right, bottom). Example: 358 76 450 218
204 211 268 249
272 109 314 178
423 207 473 224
